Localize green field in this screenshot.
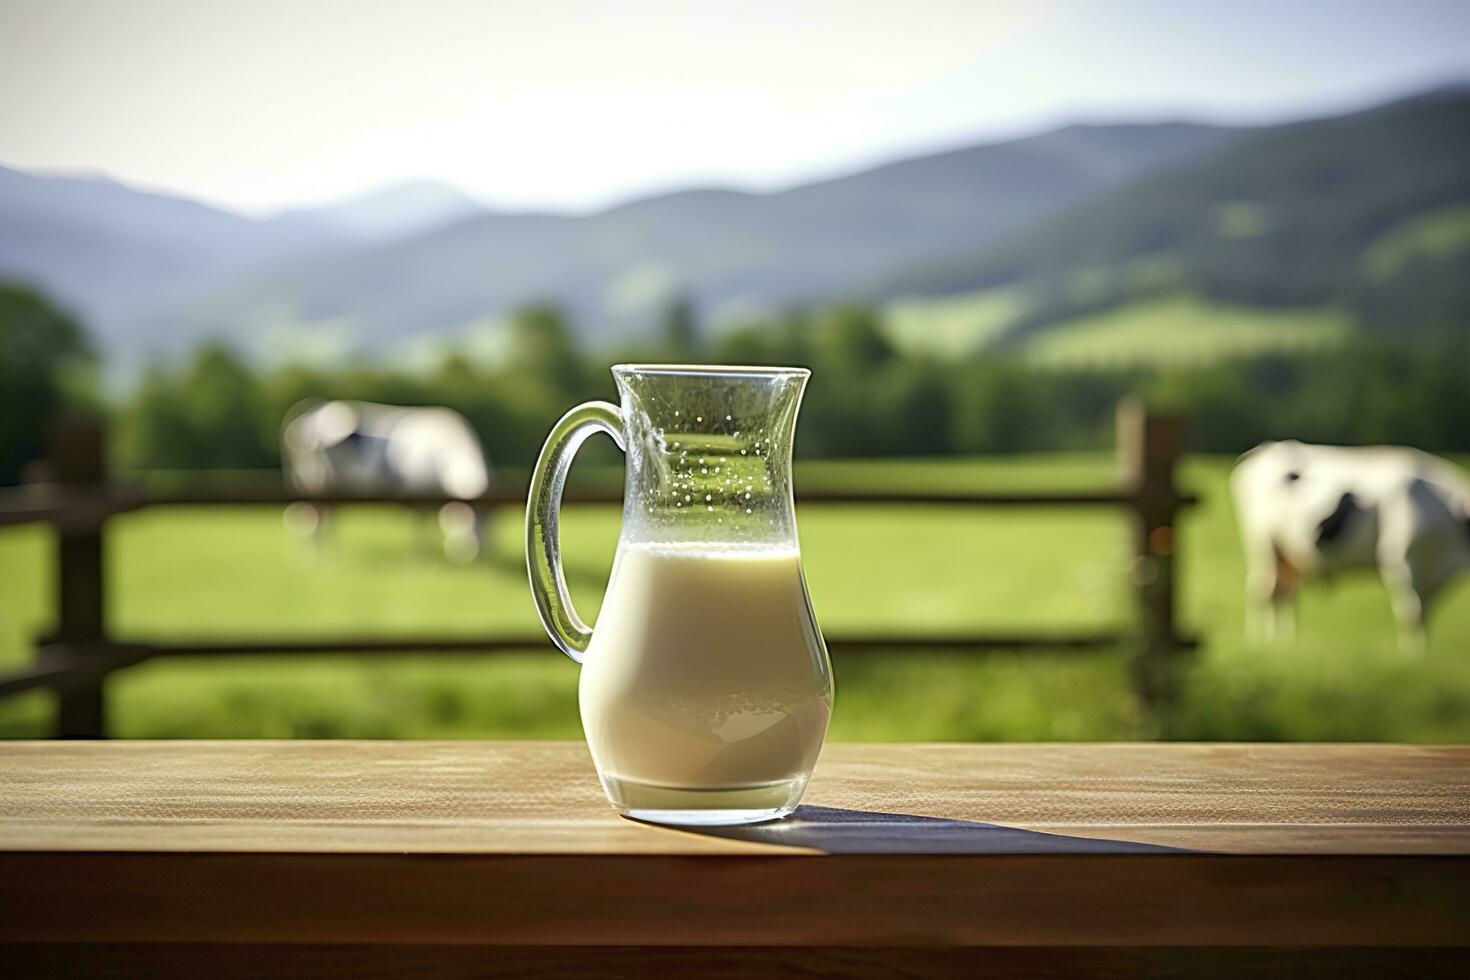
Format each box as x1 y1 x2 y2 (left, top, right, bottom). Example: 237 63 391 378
1019 294 1351 369
1361 202 1470 282
3 455 1469 741
881 287 1030 357
880 290 1353 369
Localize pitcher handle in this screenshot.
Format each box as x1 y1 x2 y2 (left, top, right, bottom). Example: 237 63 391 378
526 401 624 663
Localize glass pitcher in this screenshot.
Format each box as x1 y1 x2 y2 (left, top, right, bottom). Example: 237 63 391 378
526 364 832 826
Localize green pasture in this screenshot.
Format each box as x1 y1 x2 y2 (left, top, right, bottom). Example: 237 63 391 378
1361 202 1470 282
881 287 1029 357
1019 294 1350 369
2 455 1469 741
882 290 1351 369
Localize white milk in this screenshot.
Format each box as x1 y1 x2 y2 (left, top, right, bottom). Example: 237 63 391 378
579 543 832 798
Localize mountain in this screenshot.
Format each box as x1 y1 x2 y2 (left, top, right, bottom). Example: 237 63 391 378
0 171 483 362
0 165 325 320
0 121 1241 366
275 180 485 243
17 86 1468 370
886 90 1470 341
167 122 1241 358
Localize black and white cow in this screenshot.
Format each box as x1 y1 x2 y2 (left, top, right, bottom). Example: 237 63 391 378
281 400 494 561
1230 441 1470 650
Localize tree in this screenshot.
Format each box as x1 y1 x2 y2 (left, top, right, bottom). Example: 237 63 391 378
874 359 951 455
181 344 271 468
117 344 270 471
811 304 893 377
661 293 699 358
0 283 92 483
507 303 585 396
948 360 1050 454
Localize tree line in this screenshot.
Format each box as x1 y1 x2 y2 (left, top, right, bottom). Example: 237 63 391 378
2 281 1468 484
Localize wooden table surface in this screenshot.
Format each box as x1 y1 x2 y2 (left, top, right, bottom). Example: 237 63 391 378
2 741 1468 977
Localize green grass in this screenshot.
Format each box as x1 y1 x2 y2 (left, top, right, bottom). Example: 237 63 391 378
881 287 1030 357
3 455 1470 741
881 289 1352 370
1362 202 1470 282
1019 294 1351 369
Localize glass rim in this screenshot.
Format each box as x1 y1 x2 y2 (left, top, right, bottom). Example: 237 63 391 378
612 363 810 379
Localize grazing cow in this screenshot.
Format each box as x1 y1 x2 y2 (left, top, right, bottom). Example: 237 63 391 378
281 399 494 562
1230 441 1470 650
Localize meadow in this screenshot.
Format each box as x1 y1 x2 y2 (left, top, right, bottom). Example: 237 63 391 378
2 455 1468 741
1018 295 1350 369
883 289 1349 367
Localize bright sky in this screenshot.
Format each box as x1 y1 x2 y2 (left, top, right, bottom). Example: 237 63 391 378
2 0 1468 216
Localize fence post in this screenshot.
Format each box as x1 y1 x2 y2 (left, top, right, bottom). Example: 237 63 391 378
42 417 110 738
1117 398 1187 731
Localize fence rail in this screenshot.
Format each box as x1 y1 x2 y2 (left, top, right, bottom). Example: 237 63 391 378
1 484 1178 516
0 400 1196 737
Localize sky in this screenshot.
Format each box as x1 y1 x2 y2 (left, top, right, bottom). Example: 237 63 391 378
2 0 1468 217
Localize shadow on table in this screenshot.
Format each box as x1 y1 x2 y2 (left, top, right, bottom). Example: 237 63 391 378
683 805 1192 854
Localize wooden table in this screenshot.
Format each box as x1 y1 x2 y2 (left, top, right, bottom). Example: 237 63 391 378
2 741 1467 977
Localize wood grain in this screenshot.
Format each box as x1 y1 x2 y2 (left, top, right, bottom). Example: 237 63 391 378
0 741 1467 954
1 741 1466 855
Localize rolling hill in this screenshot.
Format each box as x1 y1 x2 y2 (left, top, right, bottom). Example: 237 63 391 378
1 122 1242 367
5 82 1468 374
886 86 1470 348
0 167 487 356
0 165 330 321
136 120 1240 365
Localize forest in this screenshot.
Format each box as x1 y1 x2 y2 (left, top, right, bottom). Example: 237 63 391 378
4 280 1469 484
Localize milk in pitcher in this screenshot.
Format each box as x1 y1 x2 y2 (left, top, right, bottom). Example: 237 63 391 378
580 543 830 813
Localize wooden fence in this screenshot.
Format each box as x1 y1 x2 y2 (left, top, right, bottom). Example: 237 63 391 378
0 400 1196 738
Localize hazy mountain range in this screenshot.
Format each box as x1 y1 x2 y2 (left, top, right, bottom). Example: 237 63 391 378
2 82 1467 372
889 83 1470 343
